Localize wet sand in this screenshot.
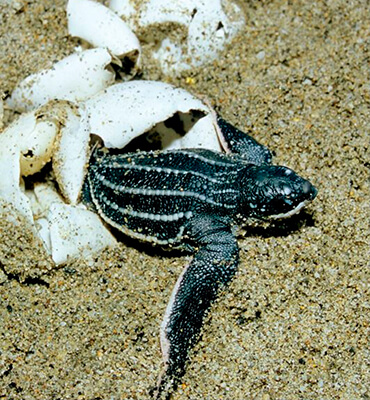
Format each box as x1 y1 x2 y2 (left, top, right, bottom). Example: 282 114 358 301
1 1 369 399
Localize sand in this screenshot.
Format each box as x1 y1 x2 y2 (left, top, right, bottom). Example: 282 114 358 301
0 0 369 399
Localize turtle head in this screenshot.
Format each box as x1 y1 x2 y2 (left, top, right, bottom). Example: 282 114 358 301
241 165 317 220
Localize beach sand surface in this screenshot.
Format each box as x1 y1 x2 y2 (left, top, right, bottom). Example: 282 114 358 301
1 1 369 399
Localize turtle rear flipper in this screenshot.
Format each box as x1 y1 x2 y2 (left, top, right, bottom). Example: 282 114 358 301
155 217 239 399
217 116 272 165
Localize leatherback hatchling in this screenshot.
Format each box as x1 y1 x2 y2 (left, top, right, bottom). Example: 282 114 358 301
82 116 317 399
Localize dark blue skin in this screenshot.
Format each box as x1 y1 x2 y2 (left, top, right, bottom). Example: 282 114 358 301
82 116 317 399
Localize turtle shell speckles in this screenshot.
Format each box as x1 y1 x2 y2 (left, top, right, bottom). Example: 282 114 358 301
82 119 317 399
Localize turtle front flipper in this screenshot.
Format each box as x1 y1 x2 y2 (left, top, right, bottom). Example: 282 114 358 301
154 217 239 399
217 116 272 165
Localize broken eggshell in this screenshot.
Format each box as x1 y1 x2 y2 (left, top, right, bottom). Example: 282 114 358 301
109 0 136 22
84 80 222 151
67 0 141 73
139 0 196 26
0 106 60 222
187 1 244 65
47 203 117 265
28 183 64 220
51 102 90 205
29 184 116 265
6 48 115 113
0 100 89 220
138 0 245 74
0 97 3 130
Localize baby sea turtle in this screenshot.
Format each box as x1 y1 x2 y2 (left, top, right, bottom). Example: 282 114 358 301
82 117 317 399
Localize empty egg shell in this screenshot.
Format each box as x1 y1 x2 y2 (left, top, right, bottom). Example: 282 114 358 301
139 0 245 74
47 203 117 265
27 183 117 264
67 0 141 72
160 113 221 150
19 119 57 177
0 106 59 177
0 104 60 222
0 152 34 224
27 183 64 220
139 0 194 26
83 80 222 151
6 48 115 113
109 0 136 21
51 102 90 205
0 100 87 221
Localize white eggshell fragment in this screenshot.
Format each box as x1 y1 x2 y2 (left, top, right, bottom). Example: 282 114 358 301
0 97 3 130
67 0 141 68
0 108 60 175
19 119 57 176
25 183 63 252
84 80 220 150
26 183 116 264
109 0 135 20
0 112 52 175
36 218 53 254
0 108 60 222
0 153 34 224
160 113 221 150
140 0 245 73
47 203 117 265
30 183 65 219
152 39 184 73
52 102 90 204
0 99 90 224
140 0 194 26
6 48 115 112
187 1 243 66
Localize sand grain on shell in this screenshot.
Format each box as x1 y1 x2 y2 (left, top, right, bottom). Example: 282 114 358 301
1 1 370 399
